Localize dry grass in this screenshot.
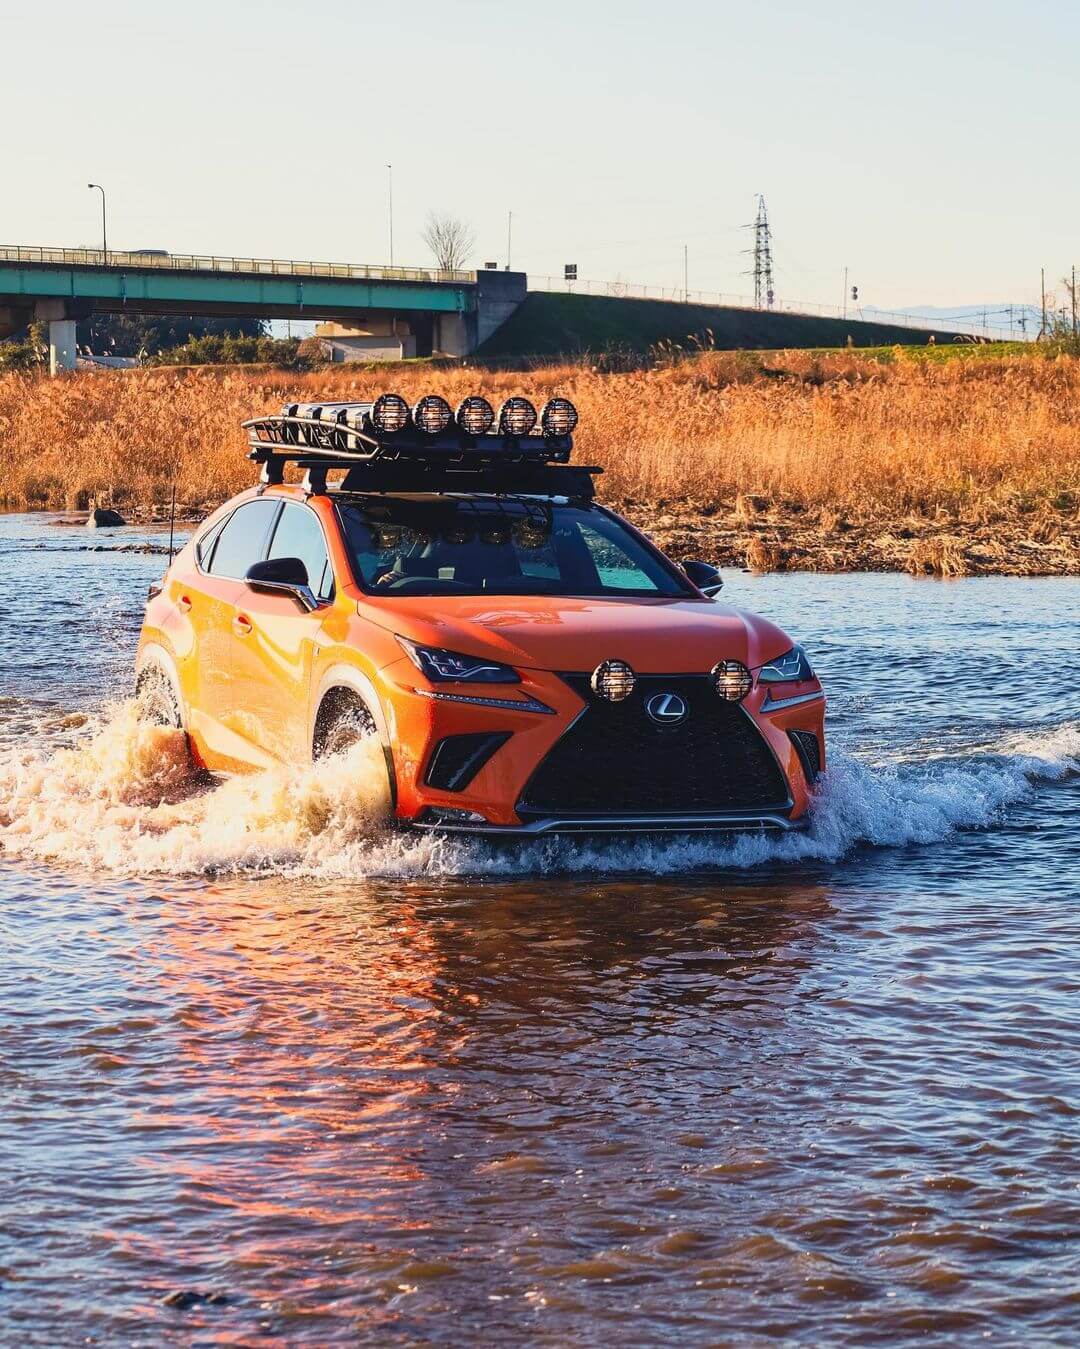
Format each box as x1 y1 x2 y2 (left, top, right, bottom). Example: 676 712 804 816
1 350 1077 572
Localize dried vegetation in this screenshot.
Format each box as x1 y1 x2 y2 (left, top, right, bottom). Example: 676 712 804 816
1 348 1077 574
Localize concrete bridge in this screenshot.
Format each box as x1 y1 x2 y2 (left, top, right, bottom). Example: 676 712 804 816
0 246 526 372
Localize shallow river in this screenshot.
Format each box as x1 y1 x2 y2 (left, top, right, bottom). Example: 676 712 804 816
1 512 1077 1346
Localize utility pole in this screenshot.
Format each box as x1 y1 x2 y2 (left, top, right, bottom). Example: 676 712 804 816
386 164 394 268
748 195 774 309
843 265 848 319
684 243 688 302
87 183 107 263
506 211 512 270
1040 266 1047 338
1072 264 1077 338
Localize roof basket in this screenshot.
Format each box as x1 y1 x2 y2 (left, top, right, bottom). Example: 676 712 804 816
242 394 598 498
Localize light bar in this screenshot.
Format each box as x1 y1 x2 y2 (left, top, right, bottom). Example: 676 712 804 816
541 397 578 437
371 393 410 433
456 395 495 436
498 397 537 437
413 394 452 435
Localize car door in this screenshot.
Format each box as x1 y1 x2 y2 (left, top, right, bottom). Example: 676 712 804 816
192 497 281 769
230 500 336 764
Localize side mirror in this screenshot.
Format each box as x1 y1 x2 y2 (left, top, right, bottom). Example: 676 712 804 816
682 559 724 596
244 557 319 611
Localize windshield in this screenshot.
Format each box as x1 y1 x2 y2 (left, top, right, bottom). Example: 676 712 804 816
335 496 693 598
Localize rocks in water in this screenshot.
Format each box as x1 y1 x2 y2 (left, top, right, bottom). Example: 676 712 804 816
162 1288 229 1309
87 507 127 528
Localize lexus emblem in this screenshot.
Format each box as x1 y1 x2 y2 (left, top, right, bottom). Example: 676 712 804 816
645 692 689 726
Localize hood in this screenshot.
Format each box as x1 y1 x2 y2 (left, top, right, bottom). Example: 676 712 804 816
358 594 793 675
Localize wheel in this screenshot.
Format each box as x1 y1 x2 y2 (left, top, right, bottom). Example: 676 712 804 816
136 666 183 729
313 691 394 818
313 692 379 760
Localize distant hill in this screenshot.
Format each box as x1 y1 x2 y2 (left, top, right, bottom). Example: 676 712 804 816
479 292 965 359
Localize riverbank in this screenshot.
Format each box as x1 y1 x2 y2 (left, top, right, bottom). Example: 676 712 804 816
2 349 1076 575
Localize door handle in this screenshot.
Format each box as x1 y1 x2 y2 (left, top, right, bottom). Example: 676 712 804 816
177 593 192 612
233 613 253 637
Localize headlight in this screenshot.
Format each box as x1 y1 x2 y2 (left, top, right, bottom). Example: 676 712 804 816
398 637 519 684
456 395 495 436
371 393 410 433
497 397 537 436
540 397 578 437
412 394 452 435
757 645 814 682
711 660 752 701
590 659 635 702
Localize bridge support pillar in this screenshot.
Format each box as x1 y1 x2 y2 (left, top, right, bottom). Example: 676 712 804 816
434 312 470 358
48 319 78 374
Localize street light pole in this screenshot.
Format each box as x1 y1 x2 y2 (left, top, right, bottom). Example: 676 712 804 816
88 183 107 263
385 164 394 268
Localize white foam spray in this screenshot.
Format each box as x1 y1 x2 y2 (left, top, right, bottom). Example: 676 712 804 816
0 702 1076 879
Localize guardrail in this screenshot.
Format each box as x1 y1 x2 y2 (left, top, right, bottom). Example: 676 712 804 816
527 276 1033 343
0 244 472 287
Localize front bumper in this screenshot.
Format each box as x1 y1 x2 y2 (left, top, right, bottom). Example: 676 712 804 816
380 657 824 831
410 809 808 836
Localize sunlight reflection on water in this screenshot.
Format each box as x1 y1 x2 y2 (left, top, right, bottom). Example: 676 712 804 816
1 513 1078 1344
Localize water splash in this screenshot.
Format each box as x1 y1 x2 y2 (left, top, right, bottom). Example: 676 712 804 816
0 702 1076 879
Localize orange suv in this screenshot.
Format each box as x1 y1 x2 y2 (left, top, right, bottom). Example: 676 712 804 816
136 393 825 835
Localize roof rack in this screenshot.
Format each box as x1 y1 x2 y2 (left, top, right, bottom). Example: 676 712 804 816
242 395 599 499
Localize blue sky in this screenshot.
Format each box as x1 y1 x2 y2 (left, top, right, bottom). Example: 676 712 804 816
3 0 1076 311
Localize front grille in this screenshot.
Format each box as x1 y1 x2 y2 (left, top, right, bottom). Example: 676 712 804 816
518 676 789 817
789 729 822 783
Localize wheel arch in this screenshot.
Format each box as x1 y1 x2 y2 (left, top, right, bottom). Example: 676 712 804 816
311 664 397 810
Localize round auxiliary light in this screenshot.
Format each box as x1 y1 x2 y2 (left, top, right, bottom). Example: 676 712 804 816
456 394 496 436
711 660 752 702
591 659 636 703
498 396 537 437
412 394 453 435
371 392 410 434
540 397 579 437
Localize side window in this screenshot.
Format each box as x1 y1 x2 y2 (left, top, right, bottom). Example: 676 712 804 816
205 500 280 579
267 503 334 600
195 512 230 567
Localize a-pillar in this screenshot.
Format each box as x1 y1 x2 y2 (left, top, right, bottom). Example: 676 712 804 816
48 319 78 374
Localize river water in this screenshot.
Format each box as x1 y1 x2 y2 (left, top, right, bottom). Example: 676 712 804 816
1 512 1077 1346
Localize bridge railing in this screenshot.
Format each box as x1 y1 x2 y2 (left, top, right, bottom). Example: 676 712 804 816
527 276 1033 343
0 244 472 286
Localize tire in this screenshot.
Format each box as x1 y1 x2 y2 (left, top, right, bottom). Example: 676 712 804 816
313 691 395 816
136 666 183 729
313 692 379 761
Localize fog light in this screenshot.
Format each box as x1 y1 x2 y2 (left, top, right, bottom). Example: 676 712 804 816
591 659 635 702
456 395 495 435
413 394 452 435
371 393 410 433
711 660 752 701
540 397 578 436
498 396 537 436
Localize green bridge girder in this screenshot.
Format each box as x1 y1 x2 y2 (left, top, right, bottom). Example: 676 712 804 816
0 263 474 320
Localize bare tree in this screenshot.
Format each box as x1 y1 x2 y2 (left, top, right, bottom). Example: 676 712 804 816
422 212 476 272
